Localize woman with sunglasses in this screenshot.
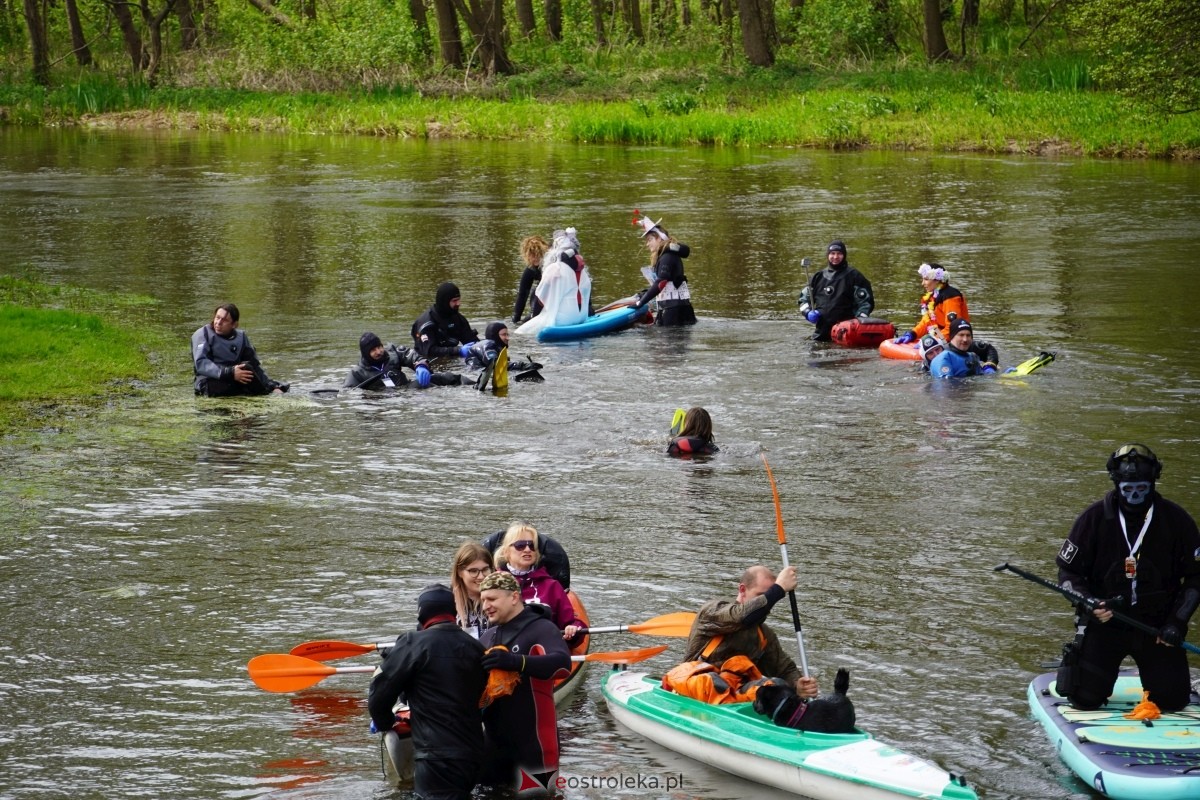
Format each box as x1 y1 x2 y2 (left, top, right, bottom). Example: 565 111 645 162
494 523 585 643
1054 444 1200 713
450 541 495 638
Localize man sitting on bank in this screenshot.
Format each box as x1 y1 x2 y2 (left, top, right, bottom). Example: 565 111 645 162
192 303 288 396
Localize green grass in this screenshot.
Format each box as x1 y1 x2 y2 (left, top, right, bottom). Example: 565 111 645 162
0 276 170 432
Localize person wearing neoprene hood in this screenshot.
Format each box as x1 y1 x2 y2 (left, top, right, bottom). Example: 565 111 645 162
1055 444 1200 712
192 303 288 396
928 318 999 377
367 584 487 800
798 240 875 341
411 282 480 361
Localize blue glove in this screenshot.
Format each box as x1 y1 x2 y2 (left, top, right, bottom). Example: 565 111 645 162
805 310 821 324
981 365 997 374
414 364 431 388
895 331 916 344
458 343 474 358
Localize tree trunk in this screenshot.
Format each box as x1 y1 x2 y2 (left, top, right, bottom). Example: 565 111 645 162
22 0 50 84
922 0 952 61
140 0 178 83
961 0 977 25
588 0 605 44
736 0 774 66
106 0 147 71
450 0 513 75
245 0 294 28
514 0 535 37
406 0 432 61
623 0 642 41
64 0 94 65
177 0 197 49
544 0 561 40
430 0 463 67
300 0 314 19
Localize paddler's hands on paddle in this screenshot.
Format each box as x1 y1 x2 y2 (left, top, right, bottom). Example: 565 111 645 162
795 675 819 700
774 565 798 593
563 624 582 640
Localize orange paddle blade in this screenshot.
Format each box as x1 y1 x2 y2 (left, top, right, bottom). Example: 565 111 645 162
761 453 787 545
289 640 378 661
579 645 668 664
247 653 374 693
625 612 697 638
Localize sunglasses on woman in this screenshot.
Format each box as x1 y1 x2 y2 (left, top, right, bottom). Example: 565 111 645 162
510 540 536 552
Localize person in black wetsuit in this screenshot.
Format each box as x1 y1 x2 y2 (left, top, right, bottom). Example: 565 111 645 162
191 303 288 396
632 213 696 327
1055 444 1200 712
798 240 875 342
512 235 548 324
345 332 465 389
478 572 572 794
411 282 479 362
367 584 486 800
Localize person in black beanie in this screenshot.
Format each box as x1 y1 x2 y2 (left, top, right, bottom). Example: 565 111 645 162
798 240 875 341
368 583 487 800
411 282 480 361
344 331 432 389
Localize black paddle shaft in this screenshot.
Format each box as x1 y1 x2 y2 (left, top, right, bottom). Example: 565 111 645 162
994 562 1200 656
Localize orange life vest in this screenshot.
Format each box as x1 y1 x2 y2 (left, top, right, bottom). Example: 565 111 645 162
660 632 772 704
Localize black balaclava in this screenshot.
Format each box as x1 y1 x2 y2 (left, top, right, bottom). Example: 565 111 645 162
360 332 383 364
435 282 461 317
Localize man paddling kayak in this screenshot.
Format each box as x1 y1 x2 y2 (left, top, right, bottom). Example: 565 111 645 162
367 584 486 800
1055 444 1200 713
683 565 819 699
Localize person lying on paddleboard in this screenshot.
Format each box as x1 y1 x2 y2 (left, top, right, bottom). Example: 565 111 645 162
798 240 875 341
668 406 718 457
411 282 480 363
512 234 548 324
478 571 572 792
451 541 495 639
892 262 970 345
631 211 696 326
682 564 820 700
367 583 486 800
1055 444 1200 713
493 523 585 645
344 332 459 390
192 302 288 396
928 319 1000 377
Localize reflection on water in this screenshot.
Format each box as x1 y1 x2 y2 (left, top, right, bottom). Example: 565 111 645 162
1 130 1198 800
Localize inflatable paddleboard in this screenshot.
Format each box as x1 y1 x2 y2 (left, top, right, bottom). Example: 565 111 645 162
831 318 896 348
1028 670 1200 800
537 305 644 343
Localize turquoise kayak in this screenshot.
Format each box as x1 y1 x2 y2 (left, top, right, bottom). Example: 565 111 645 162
1028 670 1200 800
537 305 648 343
602 670 978 800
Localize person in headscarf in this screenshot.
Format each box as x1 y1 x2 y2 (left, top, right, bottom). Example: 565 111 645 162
411 282 479 361
798 240 874 341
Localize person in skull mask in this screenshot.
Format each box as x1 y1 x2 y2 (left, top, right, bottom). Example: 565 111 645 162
1055 444 1200 711
798 240 875 341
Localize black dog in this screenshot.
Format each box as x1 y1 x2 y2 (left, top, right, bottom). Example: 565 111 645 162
753 668 856 734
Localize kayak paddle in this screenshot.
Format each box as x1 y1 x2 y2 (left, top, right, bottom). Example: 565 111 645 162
762 452 810 677
291 613 696 662
994 562 1200 655
250 645 669 693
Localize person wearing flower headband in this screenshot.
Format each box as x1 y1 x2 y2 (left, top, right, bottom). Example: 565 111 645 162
893 262 970 346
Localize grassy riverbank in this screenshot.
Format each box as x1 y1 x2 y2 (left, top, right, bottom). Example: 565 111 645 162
0 276 170 434
3 48 1198 158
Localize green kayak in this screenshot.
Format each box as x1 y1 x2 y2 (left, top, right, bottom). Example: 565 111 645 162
602 670 978 800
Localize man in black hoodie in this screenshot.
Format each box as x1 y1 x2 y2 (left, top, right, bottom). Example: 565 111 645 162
799 240 875 341
1056 444 1200 712
411 282 480 361
368 584 487 800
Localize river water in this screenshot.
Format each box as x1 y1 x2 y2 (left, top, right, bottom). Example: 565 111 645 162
1 128 1199 800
